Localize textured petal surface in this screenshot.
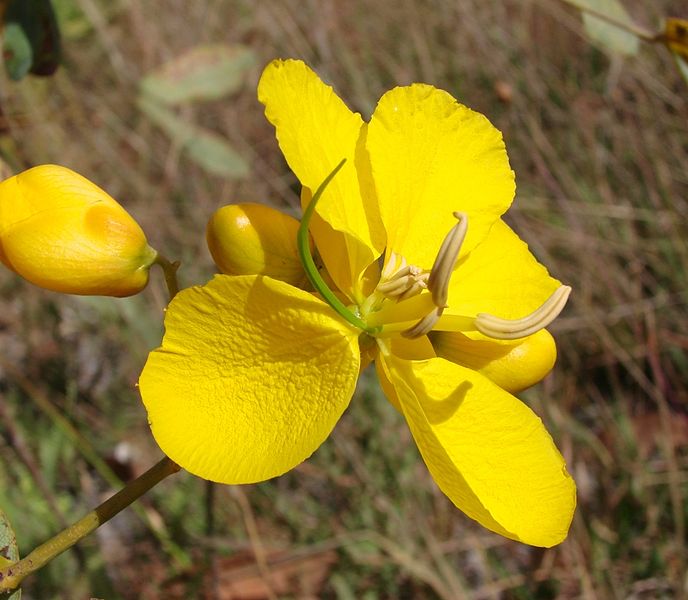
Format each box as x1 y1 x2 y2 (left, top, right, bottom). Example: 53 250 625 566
139 274 360 484
443 219 561 321
379 353 575 547
367 85 514 270
429 329 557 393
258 59 384 300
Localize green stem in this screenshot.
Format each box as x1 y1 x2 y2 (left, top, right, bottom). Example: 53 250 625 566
154 253 181 300
0 358 189 569
0 457 181 593
297 159 377 334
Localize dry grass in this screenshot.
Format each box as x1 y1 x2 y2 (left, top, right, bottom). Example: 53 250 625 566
0 0 687 598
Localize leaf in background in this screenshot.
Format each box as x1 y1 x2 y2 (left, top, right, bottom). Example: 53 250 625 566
675 55 688 86
664 18 688 61
138 97 249 179
139 44 256 105
2 22 33 81
0 508 21 599
3 0 61 78
51 0 92 40
566 0 640 56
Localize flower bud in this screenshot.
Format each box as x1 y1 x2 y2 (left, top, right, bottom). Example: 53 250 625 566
207 203 309 287
0 165 157 297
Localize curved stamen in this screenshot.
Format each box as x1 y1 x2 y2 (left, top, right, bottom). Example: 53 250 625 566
401 306 444 339
401 212 467 338
376 265 428 299
427 211 468 308
475 285 572 340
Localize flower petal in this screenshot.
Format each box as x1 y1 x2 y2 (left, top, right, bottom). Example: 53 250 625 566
378 353 575 547
367 84 514 270
139 274 360 484
444 219 561 321
375 336 435 412
258 59 384 300
429 329 557 393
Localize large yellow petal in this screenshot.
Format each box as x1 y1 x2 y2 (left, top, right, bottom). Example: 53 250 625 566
258 59 384 300
378 353 575 547
375 336 435 412
367 84 514 270
429 329 557 393
139 274 360 484
443 219 561 321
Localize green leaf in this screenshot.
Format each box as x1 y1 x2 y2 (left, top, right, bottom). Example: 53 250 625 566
0 508 21 599
139 44 256 105
184 130 250 179
675 55 688 86
51 0 92 40
4 0 61 77
566 0 640 56
137 97 249 179
2 22 33 81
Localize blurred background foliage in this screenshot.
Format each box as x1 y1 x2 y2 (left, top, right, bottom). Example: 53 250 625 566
0 0 687 598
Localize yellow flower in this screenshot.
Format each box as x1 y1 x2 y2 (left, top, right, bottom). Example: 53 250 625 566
0 165 157 296
139 59 576 547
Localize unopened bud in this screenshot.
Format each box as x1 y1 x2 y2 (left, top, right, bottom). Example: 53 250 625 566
207 203 309 287
0 165 156 297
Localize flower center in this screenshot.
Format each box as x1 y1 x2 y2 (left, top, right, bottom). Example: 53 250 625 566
358 212 571 342
358 212 467 338
297 161 570 342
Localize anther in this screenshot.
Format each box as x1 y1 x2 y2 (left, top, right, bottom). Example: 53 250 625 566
475 285 572 340
376 265 428 300
397 275 429 301
402 306 445 339
381 252 407 280
427 212 468 309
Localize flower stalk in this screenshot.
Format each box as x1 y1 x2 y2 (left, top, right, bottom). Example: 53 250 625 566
154 253 181 300
0 456 181 593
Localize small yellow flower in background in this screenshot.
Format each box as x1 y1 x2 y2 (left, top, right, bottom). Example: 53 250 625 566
0 165 157 296
139 59 576 547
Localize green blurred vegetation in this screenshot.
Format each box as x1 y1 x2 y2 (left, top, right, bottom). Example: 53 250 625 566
0 0 687 597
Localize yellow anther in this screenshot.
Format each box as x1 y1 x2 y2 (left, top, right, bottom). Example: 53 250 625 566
475 285 572 340
427 212 468 308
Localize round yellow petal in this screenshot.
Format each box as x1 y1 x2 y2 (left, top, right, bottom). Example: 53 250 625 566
139 274 361 484
429 329 558 393
367 84 515 270
258 59 384 300
207 203 308 287
0 165 155 296
445 219 561 320
379 353 575 547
